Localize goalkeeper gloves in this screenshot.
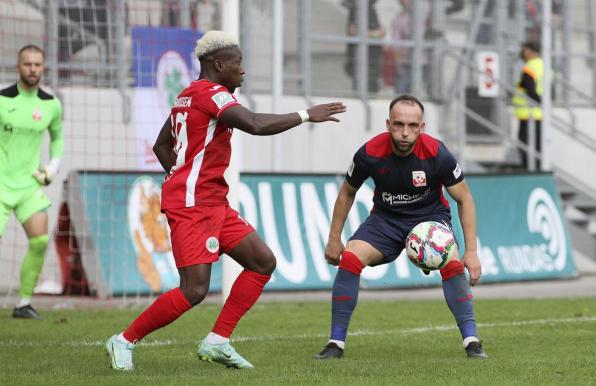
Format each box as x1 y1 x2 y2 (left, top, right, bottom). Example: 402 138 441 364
33 157 60 186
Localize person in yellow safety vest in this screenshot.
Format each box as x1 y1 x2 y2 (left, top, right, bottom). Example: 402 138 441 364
512 41 544 170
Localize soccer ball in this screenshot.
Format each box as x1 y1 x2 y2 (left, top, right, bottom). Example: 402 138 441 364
405 221 457 271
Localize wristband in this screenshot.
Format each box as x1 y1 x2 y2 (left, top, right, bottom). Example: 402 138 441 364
297 109 310 123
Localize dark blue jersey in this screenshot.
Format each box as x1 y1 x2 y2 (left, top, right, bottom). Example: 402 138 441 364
345 132 464 221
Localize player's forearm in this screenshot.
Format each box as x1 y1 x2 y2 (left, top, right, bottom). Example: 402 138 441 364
153 118 175 173
154 144 176 173
49 128 63 159
328 189 356 241
240 112 304 136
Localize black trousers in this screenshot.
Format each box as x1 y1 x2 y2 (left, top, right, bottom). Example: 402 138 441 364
518 119 542 170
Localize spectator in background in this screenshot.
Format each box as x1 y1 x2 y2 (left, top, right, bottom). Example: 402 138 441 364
512 41 544 170
343 0 385 93
388 0 430 94
161 0 220 30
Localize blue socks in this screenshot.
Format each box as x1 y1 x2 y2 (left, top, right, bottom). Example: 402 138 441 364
329 251 364 343
330 268 361 342
442 273 477 339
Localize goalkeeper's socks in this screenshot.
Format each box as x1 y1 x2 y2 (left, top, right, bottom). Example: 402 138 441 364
123 287 192 342
20 235 49 300
442 272 477 339
211 270 271 337
329 251 364 343
17 298 32 308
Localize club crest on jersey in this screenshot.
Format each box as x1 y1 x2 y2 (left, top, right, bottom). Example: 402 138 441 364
412 171 427 187
32 108 42 121
347 161 355 177
453 163 462 179
206 236 220 253
211 91 235 109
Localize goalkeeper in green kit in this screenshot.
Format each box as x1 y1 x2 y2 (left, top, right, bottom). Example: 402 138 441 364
0 45 63 319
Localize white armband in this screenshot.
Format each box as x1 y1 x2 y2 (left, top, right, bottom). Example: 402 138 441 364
297 109 310 123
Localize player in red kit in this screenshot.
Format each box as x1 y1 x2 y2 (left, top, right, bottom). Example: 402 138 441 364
106 30 346 371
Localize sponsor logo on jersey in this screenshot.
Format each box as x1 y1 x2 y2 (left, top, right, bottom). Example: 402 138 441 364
381 188 431 205
347 161 355 177
32 108 42 121
453 163 462 179
377 167 391 175
211 91 235 109
206 236 220 253
8 107 16 113
172 96 192 108
412 171 426 187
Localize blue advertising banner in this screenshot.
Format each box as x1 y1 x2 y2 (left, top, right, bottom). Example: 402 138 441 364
73 172 576 296
131 26 203 170
131 26 202 88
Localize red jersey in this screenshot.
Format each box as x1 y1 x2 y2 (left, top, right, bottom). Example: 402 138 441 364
161 79 240 209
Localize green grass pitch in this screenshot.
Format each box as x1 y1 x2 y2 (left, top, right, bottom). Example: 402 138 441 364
2 297 595 385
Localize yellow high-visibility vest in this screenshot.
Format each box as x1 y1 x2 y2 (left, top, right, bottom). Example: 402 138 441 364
512 57 544 120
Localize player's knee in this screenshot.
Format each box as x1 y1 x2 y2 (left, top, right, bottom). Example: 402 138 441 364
29 235 49 254
440 259 465 281
254 251 276 275
180 283 209 306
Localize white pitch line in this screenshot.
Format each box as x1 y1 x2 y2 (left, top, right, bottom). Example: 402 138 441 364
1 316 595 348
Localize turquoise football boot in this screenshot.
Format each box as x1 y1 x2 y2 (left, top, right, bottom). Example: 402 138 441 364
106 334 135 371
197 339 254 369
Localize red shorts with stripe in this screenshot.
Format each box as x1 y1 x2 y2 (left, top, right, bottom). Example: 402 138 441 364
164 205 254 268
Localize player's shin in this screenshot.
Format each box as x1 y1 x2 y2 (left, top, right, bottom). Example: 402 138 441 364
211 270 271 338
330 251 364 346
19 235 49 302
440 260 478 340
122 287 192 342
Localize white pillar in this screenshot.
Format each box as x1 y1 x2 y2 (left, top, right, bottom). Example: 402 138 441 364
541 0 552 171
271 0 284 171
222 0 243 302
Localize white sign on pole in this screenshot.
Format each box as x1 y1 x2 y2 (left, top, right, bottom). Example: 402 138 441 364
476 51 499 98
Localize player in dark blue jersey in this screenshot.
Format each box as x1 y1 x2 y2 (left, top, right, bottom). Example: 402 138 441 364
314 95 487 360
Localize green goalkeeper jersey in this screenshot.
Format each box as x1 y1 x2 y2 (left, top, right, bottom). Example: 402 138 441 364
0 83 63 189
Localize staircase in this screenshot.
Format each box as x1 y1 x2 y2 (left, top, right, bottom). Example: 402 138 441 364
554 173 596 260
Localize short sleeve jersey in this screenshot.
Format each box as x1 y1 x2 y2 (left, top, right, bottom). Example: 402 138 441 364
0 83 63 189
161 79 240 209
346 132 464 221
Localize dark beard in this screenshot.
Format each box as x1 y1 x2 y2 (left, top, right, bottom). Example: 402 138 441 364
391 138 414 155
20 74 40 88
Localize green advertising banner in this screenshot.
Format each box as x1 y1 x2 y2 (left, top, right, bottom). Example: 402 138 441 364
69 172 575 296
238 173 576 290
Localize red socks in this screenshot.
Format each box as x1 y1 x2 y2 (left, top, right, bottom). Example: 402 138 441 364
339 250 365 276
212 270 271 338
440 259 465 281
123 287 192 342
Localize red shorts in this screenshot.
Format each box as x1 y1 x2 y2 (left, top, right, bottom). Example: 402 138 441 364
164 205 255 268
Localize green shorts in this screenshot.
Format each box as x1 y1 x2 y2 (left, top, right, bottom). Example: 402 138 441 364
0 183 51 236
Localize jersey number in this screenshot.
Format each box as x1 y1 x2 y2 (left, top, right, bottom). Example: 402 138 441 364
172 112 188 164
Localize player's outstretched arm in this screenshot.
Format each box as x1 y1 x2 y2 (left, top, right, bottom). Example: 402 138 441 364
153 117 176 174
446 179 482 286
220 102 346 136
325 180 358 266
